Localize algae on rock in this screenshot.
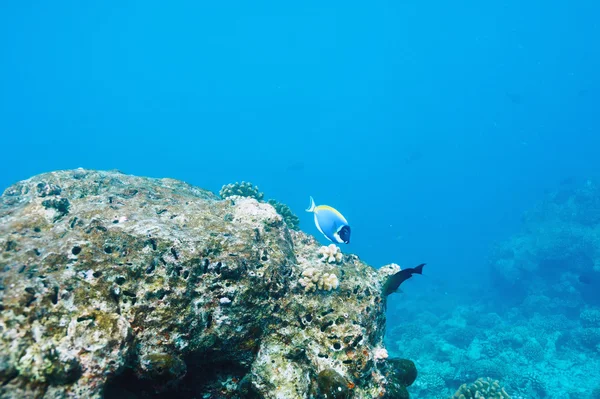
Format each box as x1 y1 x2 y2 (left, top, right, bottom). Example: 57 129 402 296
0 169 411 398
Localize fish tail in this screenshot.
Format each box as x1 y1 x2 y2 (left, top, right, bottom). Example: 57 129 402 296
413 263 426 274
305 196 316 212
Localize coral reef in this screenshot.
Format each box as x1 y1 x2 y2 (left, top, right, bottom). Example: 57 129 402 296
580 308 600 328
489 180 600 307
385 287 600 398
0 169 411 398
298 267 340 292
451 377 511 398
267 199 300 231
380 181 600 399
219 181 264 201
318 243 344 264
218 182 300 231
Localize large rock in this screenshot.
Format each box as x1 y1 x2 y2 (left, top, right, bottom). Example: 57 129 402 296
0 169 405 398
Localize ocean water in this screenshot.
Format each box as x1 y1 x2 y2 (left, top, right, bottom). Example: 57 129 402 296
1 1 599 398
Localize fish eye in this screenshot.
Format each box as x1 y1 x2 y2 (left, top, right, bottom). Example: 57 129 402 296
339 226 351 242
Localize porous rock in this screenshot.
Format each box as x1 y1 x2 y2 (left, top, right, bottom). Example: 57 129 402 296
0 169 401 398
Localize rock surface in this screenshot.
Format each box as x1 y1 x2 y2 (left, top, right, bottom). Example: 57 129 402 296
0 169 406 398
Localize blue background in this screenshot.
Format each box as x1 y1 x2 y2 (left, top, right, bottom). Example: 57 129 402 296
1 1 598 285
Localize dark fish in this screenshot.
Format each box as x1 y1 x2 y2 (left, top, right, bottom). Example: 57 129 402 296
383 263 426 296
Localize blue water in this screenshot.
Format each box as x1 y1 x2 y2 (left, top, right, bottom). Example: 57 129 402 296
1 1 599 397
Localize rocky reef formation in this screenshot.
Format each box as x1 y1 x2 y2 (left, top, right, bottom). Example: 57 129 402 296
0 169 415 398
489 179 600 309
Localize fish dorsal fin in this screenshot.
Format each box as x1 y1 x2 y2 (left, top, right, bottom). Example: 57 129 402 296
315 205 347 224
306 196 316 212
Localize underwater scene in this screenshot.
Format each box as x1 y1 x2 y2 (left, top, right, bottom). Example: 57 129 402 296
0 2 599 399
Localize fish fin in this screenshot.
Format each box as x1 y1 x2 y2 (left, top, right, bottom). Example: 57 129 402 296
413 263 426 275
314 214 327 238
306 196 316 212
382 270 403 296
332 231 344 244
316 205 347 223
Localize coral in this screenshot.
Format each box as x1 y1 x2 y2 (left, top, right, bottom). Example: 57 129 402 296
318 244 344 264
219 184 299 231
378 263 401 276
267 199 300 230
580 308 600 328
219 181 264 201
451 377 511 399
521 339 544 363
0 169 399 399
414 371 446 392
524 371 547 397
470 359 507 381
298 267 340 292
373 347 389 361
578 328 600 348
443 326 479 348
488 181 600 307
477 313 503 329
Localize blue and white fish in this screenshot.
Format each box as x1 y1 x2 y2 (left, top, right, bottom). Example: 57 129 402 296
305 196 351 244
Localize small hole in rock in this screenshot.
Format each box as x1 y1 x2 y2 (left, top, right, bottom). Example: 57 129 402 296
93 271 102 278
115 276 126 285
333 342 342 350
104 246 113 254
72 246 81 255
51 286 58 305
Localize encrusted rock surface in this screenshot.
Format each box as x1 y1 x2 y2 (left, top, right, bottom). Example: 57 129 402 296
0 169 405 398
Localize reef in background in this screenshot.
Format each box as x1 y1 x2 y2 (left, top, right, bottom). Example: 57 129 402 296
0 169 416 398
385 180 600 398
489 179 600 308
